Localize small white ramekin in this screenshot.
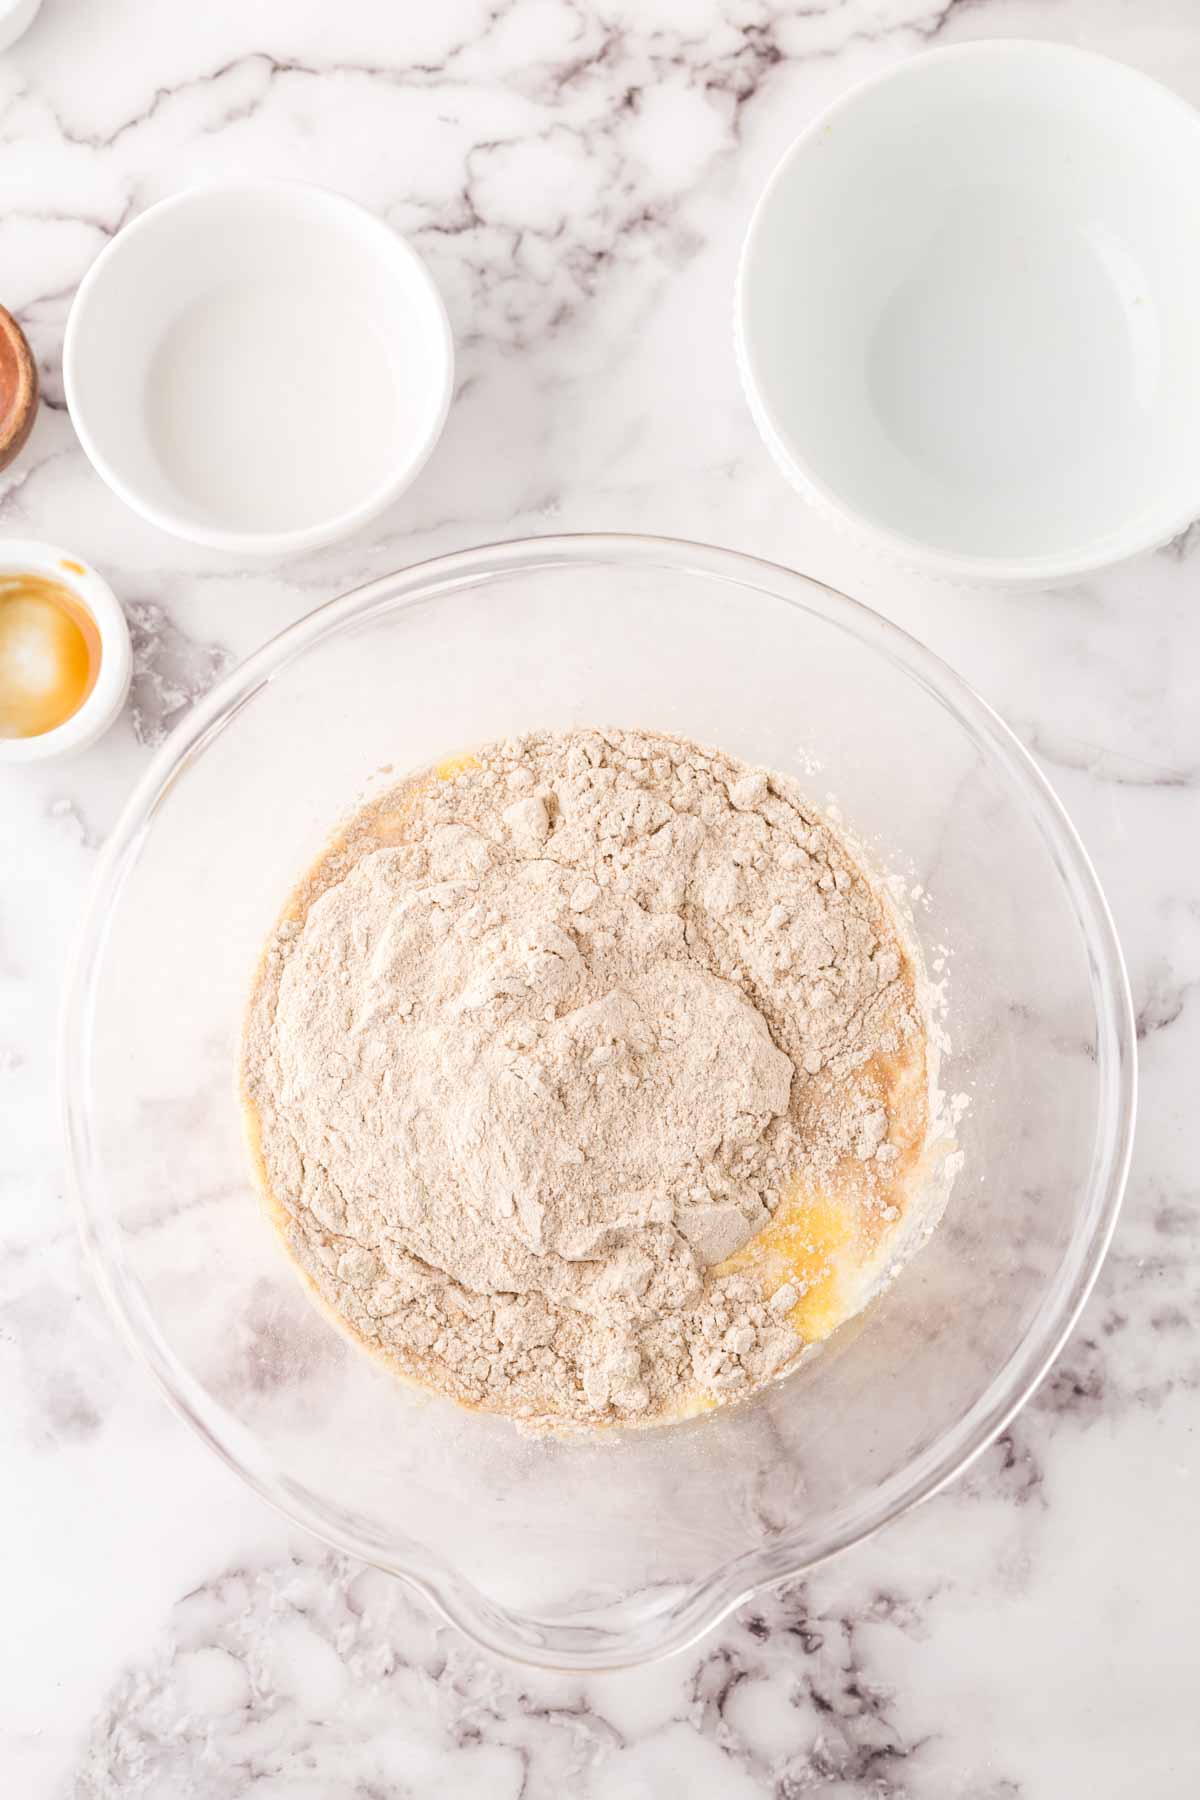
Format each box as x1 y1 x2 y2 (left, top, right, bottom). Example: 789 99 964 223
0 541 131 765
63 181 454 557
736 41 1200 586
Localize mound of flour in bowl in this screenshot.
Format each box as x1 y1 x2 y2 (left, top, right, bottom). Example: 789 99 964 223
241 728 930 1429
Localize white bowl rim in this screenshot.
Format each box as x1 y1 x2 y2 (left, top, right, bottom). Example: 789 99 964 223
60 531 1137 1668
62 178 455 557
0 539 131 764
735 38 1200 585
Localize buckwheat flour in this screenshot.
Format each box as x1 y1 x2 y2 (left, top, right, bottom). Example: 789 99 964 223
241 729 932 1429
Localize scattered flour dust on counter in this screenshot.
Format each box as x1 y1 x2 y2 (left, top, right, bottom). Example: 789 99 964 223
240 729 954 1431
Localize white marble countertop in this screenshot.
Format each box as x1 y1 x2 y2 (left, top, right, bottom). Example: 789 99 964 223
2 1 1197 1794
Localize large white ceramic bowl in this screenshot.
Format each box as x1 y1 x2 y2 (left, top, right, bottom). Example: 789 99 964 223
64 182 453 556
737 41 1200 585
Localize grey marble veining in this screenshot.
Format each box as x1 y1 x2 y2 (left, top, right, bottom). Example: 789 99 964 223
1 1 1198 1795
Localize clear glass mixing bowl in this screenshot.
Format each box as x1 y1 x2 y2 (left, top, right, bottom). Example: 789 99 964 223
63 535 1135 1669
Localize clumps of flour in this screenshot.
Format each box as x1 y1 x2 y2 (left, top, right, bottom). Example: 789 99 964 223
241 729 926 1429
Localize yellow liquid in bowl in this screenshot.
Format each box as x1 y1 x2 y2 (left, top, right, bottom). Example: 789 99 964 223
0 573 101 739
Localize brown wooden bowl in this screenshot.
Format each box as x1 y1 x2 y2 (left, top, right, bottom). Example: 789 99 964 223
0 304 38 471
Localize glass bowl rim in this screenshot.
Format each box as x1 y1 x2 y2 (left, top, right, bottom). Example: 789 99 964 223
61 531 1137 1669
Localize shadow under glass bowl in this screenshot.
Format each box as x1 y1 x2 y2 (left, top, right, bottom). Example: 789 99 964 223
62 534 1135 1669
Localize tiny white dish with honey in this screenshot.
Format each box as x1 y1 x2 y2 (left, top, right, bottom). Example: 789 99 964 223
0 541 130 763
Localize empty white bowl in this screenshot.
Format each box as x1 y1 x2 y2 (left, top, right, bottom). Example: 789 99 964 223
64 182 454 556
736 42 1200 585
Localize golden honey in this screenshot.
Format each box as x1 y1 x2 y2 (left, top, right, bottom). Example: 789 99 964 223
0 573 101 739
